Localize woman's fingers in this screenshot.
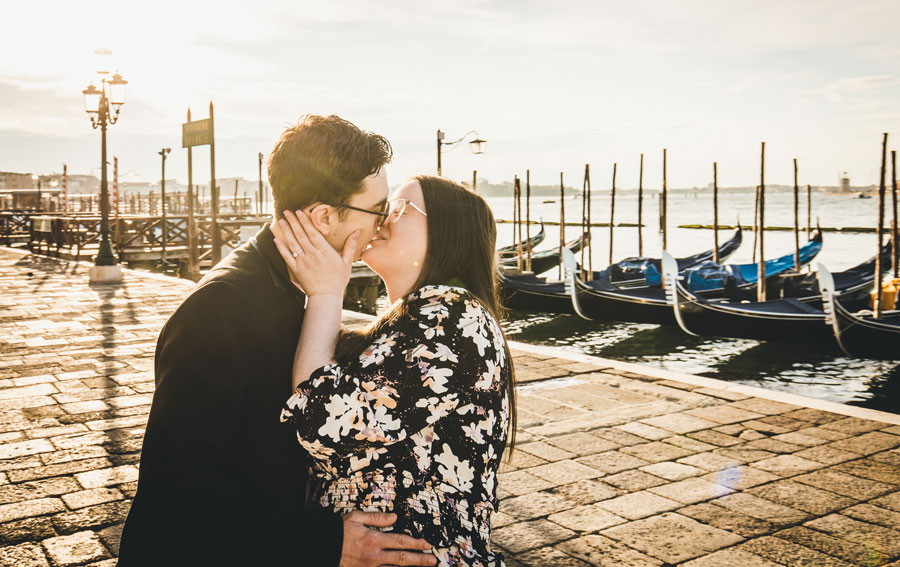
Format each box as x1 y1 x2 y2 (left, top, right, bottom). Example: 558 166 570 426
272 237 295 269
276 217 304 258
282 211 317 254
294 210 334 252
341 230 361 265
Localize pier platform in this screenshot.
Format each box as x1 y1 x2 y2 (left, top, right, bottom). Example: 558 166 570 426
0 247 898 566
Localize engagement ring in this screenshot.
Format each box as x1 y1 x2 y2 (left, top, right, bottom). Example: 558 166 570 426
292 248 303 258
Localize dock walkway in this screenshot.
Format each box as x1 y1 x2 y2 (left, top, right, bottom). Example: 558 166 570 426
1 247 899 566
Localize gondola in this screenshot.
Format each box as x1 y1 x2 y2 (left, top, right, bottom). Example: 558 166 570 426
610 227 743 288
499 232 590 275
498 221 545 257
819 264 900 359
678 229 823 296
662 242 891 343
568 231 825 325
501 228 740 315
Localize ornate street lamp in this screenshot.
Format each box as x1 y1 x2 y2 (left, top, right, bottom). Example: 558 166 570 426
436 129 486 176
82 70 127 282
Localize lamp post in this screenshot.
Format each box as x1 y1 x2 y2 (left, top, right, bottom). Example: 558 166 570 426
31 175 42 211
158 147 171 262
436 129 486 176
82 70 127 282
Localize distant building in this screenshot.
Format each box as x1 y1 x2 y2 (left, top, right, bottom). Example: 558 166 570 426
0 171 35 190
839 173 850 193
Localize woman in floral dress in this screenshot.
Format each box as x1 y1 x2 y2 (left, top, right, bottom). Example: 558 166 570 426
273 176 516 567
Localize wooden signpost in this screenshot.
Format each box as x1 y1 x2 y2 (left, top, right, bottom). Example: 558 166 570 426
182 102 220 274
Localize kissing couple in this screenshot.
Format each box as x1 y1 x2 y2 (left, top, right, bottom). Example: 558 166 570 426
116 115 516 567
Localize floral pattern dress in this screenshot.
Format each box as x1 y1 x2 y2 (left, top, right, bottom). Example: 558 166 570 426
281 285 509 567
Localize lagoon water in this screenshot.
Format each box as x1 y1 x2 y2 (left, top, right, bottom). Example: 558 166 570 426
484 190 900 415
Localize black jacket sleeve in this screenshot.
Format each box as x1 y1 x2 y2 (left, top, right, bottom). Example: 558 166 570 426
117 280 343 566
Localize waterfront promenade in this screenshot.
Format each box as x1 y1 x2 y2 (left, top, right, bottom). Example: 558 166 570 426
0 247 899 566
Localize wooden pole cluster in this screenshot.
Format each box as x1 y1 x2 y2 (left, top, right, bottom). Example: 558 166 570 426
515 176 523 272
637 154 644 256
559 172 565 280
609 163 617 265
752 185 760 263
757 142 767 302
712 162 719 264
874 133 888 318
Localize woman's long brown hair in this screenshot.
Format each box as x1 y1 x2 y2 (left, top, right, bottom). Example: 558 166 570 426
334 175 517 456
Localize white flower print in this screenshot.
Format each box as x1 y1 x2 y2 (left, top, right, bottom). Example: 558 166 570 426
475 359 499 390
423 366 453 394
360 332 399 368
434 443 475 492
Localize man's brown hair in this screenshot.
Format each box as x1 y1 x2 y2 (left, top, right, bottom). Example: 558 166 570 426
267 114 392 219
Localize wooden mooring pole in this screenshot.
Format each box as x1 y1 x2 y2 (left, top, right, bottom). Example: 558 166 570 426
757 142 766 302
661 149 668 251
638 153 644 256
525 170 532 273
515 176 523 273
559 172 565 280
609 163 617 265
713 162 719 264
892 150 898 279
874 133 888 318
752 185 760 264
793 159 800 271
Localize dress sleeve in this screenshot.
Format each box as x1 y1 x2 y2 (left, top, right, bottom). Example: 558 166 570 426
281 285 508 463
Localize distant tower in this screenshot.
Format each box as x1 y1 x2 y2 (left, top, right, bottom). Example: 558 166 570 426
839 172 850 193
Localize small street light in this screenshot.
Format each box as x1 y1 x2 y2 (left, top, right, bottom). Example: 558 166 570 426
158 147 171 263
436 129 486 176
82 68 128 282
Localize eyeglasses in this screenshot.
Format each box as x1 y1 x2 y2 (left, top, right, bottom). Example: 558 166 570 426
385 199 427 225
329 200 390 227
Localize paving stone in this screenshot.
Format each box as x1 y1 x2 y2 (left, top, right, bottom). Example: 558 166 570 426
548 504 627 532
601 512 743 564
831 458 900 485
684 405 765 425
602 470 667 492
872 448 900 467
677 452 743 472
728 398 797 416
498 470 556 496
826 431 900 457
549 479 619 505
41 530 109 566
794 425 851 441
772 430 831 447
0 497 65 523
591 428 648 447
737 428 769 441
747 480 856 515
794 468 894 500
775 525 873 565
678 502 778 538
681 548 784 567
0 516 57 545
715 447 776 463
515 546 589 567
613 422 670 441
805 513 900 558
0 438 56 461
74 464 139 488
619 441 695 463
821 417 888 435
648 477 733 505
61 487 124 510
526 460 602 486
744 437 804 454
50 500 132 534
0 542 50 567
517 441 576 462
663 435 717 453
639 413 718 434
596 491 680 520
554 534 664 567
839 503 900 532
686 429 742 447
750 454 824 477
714 492 810 524
739 535 852 567
794 444 860 465
502 490 577 520
546 432 619 454
576 451 650 475
693 387 750 402
502 449 548 472
0 476 81 505
492 519 577 554
872 492 900 513
639 461 704 481
7 457 113 483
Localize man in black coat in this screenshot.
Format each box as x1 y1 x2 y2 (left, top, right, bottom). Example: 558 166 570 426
117 115 436 567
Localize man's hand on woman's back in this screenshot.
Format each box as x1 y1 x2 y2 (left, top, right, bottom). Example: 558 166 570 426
340 511 438 567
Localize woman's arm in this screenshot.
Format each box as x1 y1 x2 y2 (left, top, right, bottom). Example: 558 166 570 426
272 210 360 388
291 294 342 388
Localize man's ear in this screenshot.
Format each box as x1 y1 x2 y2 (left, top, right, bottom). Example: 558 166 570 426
307 204 333 235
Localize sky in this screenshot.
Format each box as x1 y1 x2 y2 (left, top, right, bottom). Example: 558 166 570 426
2 0 900 190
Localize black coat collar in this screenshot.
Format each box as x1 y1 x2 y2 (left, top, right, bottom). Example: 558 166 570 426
250 224 306 310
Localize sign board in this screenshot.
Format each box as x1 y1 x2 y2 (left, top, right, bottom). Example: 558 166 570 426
182 118 213 148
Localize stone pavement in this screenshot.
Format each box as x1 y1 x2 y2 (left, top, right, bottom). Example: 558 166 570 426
1 247 899 567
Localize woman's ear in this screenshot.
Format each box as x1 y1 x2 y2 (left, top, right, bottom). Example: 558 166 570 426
307 204 333 235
